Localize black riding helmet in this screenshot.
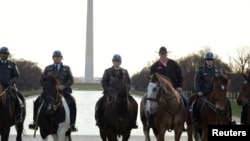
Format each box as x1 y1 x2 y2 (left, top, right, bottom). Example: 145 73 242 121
204 51 214 59
112 54 122 62
52 50 62 57
0 47 10 54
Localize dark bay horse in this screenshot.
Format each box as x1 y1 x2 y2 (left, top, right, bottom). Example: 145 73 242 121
0 83 26 141
186 74 232 141
237 74 250 125
98 69 137 141
140 73 185 141
36 74 71 141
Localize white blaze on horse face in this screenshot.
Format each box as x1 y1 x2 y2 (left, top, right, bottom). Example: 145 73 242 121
145 82 159 114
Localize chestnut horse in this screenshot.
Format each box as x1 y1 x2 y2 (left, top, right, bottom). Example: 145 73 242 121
0 83 26 141
36 74 71 141
98 69 137 141
140 73 185 141
186 74 232 141
237 74 250 125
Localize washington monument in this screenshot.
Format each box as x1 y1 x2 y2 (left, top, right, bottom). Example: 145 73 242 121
85 0 94 83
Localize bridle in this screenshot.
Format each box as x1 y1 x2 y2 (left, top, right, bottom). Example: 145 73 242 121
0 86 9 97
44 89 62 111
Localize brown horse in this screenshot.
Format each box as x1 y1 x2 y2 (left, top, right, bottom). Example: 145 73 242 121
237 75 250 125
140 73 185 141
98 69 137 141
0 83 26 141
186 74 232 141
36 74 71 141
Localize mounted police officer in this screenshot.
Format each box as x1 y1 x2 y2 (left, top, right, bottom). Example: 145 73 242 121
29 50 78 132
192 51 233 126
0 46 24 123
95 54 138 129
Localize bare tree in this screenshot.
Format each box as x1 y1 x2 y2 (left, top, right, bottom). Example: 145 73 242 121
228 46 250 74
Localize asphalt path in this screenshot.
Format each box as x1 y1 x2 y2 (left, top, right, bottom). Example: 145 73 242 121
5 91 240 141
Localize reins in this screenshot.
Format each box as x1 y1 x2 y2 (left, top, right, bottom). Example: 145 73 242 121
0 86 10 96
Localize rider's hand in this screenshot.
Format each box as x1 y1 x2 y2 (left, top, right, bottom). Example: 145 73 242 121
197 92 203 96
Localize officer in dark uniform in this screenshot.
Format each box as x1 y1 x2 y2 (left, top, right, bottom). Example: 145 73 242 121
95 54 138 129
149 46 188 129
193 51 232 126
29 50 78 131
0 46 24 123
240 72 250 124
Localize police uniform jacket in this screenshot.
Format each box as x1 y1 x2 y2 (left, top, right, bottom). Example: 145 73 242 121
194 64 224 95
101 66 131 93
0 60 20 87
40 63 73 93
150 59 183 89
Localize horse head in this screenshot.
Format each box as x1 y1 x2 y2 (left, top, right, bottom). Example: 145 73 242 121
108 69 128 100
42 74 61 115
237 75 250 106
145 73 179 114
211 73 228 114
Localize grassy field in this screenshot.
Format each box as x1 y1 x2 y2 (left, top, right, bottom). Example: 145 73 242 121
21 83 242 117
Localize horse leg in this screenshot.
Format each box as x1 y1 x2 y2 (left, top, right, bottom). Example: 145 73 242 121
15 122 24 141
122 131 131 141
201 128 208 141
143 126 151 141
157 129 166 141
174 128 183 141
41 136 49 141
1 127 11 141
51 135 58 141
99 128 107 141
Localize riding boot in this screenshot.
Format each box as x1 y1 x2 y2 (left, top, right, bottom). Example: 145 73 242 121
192 97 199 128
67 94 78 132
14 94 23 123
95 96 105 127
29 96 40 130
128 95 138 129
240 105 247 125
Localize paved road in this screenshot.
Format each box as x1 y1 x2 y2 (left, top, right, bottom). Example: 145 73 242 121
7 135 188 141
5 91 240 141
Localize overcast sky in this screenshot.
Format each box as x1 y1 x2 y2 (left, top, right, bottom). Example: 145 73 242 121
1 0 250 77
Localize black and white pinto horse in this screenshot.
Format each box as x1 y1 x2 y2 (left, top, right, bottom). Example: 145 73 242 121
36 74 71 141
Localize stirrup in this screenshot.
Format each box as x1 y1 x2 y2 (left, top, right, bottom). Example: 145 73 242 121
29 121 38 130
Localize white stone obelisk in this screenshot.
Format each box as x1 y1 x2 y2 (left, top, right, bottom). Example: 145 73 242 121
85 0 94 83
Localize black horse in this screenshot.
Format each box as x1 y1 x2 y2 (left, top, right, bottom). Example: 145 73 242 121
0 83 26 141
36 74 71 141
98 69 137 141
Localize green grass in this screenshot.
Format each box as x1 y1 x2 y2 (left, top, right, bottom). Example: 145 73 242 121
21 83 242 117
230 100 242 117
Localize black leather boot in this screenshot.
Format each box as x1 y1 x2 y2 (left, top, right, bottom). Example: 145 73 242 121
67 94 78 132
29 97 39 130
95 96 105 127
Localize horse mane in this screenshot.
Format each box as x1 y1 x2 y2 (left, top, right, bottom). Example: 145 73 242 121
154 73 181 102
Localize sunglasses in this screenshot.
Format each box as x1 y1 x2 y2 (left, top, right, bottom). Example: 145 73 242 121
206 58 214 61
